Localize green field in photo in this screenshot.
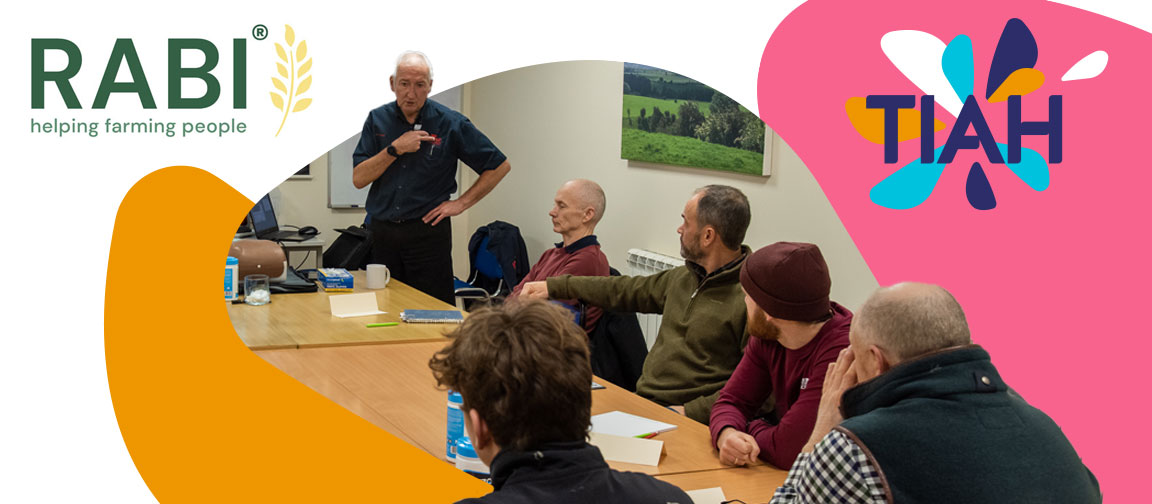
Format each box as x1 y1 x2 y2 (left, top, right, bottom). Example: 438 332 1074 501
621 128 763 175
622 95 711 127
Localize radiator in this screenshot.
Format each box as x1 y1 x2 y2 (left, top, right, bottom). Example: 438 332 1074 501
625 249 685 350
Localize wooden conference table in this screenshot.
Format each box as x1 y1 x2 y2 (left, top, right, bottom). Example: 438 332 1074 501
228 272 455 349
256 341 788 501
234 271 788 501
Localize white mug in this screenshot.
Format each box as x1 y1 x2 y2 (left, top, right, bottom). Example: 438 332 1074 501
366 264 391 289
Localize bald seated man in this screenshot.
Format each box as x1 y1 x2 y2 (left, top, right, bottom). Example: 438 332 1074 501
509 179 610 332
771 282 1101 504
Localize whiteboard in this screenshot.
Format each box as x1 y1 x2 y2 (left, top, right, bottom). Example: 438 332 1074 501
329 87 463 208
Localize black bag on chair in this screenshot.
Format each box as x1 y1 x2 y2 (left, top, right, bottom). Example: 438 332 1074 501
586 268 648 392
322 225 374 270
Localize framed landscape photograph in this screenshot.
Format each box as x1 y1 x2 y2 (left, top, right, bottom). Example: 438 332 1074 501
621 63 772 176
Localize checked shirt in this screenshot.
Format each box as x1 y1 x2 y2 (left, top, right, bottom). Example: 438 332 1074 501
770 429 887 503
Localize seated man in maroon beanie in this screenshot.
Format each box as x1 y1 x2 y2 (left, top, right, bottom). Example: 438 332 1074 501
710 242 852 469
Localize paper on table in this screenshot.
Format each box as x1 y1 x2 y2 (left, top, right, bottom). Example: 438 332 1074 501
685 487 727 504
588 432 663 466
328 292 386 318
590 410 677 438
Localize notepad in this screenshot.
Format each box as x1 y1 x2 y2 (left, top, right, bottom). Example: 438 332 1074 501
685 487 727 504
328 293 386 318
400 309 464 323
588 432 663 466
590 411 677 438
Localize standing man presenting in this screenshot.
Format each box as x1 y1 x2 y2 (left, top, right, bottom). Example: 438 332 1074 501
354 51 511 304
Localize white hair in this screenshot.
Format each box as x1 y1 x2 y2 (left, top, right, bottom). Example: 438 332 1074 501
392 50 434 80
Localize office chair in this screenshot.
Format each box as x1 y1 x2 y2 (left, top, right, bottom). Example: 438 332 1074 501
454 235 505 304
454 221 530 309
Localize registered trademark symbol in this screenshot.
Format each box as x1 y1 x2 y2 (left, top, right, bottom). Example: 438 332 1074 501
252 24 268 40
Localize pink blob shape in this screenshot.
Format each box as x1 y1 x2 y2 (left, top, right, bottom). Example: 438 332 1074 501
760 0 1151 498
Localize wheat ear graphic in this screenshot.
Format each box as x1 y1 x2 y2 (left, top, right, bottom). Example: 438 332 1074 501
271 24 312 136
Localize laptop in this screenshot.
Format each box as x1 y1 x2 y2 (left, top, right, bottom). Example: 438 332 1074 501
247 194 310 242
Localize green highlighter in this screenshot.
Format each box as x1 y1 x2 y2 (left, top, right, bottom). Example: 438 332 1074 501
366 322 399 328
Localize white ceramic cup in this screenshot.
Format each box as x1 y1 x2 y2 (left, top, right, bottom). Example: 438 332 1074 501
366 264 391 289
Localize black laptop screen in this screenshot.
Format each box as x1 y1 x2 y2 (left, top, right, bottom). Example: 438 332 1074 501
248 194 280 236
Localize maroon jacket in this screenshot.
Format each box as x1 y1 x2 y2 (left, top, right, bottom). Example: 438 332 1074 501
510 235 610 331
709 302 852 468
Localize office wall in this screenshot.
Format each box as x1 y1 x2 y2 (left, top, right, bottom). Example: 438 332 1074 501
460 60 878 310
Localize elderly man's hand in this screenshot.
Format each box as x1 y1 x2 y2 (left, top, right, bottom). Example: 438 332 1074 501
520 281 550 300
422 199 466 226
391 130 434 155
717 428 760 466
802 348 858 453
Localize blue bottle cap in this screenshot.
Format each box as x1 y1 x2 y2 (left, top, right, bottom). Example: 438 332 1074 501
448 391 463 405
456 437 479 460
456 437 477 459
226 256 239 265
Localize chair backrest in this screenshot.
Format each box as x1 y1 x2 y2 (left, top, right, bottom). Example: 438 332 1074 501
473 236 503 280
323 226 373 270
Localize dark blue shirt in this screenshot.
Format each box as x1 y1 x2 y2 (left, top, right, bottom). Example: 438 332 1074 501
353 99 507 221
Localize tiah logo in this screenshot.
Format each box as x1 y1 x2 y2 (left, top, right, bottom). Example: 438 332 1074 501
845 18 1108 210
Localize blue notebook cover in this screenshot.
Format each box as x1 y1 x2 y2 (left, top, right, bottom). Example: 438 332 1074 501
400 309 464 323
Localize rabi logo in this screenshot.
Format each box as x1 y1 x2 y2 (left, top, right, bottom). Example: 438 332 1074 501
845 18 1108 210
31 37 248 111
28 24 312 139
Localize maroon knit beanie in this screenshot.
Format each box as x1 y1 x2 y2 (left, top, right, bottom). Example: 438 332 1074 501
739 242 831 322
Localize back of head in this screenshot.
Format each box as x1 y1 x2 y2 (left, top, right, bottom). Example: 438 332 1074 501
855 282 972 362
429 301 592 452
694 185 750 250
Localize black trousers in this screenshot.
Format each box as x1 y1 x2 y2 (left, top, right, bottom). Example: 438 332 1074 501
368 217 455 305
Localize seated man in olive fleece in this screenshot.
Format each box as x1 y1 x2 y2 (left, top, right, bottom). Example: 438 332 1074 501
522 185 751 423
429 301 692 504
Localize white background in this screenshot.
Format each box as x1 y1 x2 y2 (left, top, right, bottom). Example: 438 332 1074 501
0 1 1146 501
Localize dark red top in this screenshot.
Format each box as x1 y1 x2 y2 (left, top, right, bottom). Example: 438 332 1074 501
510 235 610 331
709 302 852 468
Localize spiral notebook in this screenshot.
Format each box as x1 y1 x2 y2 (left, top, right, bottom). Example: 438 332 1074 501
400 309 464 323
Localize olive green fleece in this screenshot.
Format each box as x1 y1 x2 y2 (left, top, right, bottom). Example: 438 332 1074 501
546 248 749 424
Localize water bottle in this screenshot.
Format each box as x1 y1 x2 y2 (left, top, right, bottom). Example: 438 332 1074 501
224 256 239 301
446 391 464 460
455 437 491 483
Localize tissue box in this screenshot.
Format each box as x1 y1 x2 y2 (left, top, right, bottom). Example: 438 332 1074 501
317 268 354 291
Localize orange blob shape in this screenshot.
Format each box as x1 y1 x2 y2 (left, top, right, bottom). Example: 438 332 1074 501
105 167 490 502
845 96 946 144
988 68 1046 103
